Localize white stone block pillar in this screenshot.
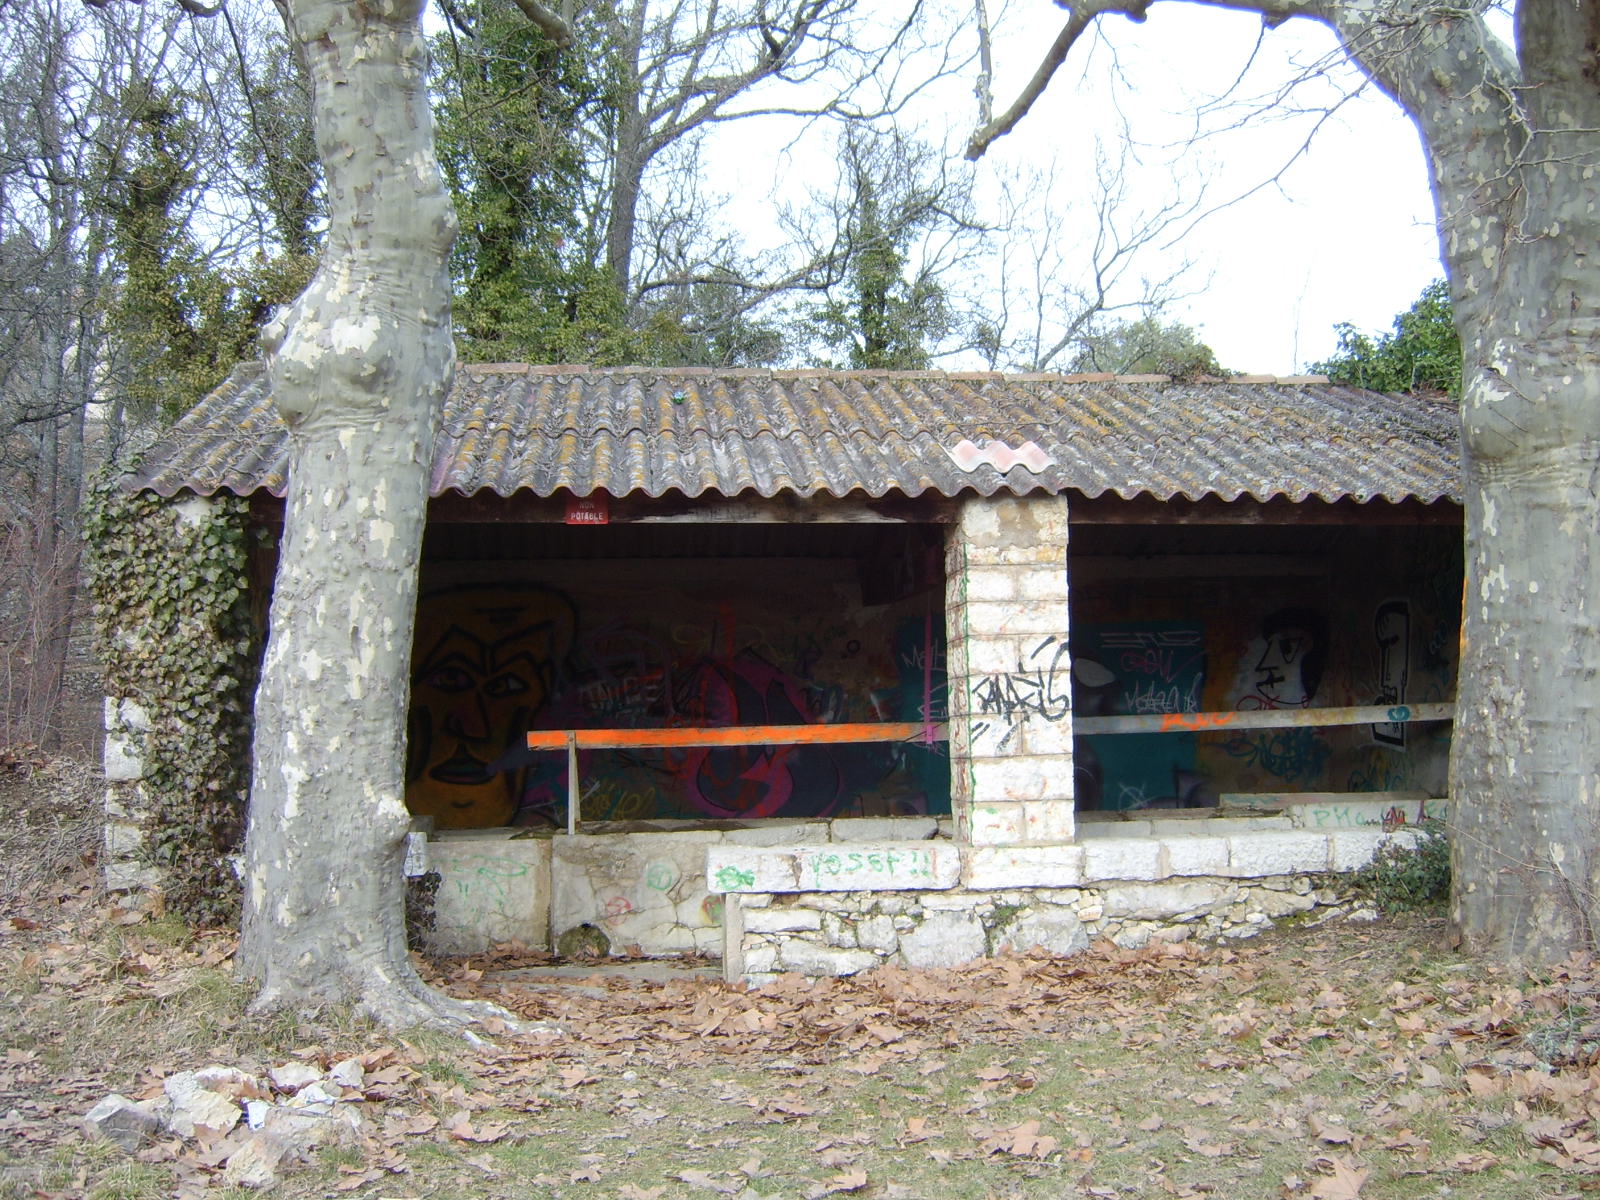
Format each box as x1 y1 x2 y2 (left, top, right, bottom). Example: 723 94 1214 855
945 494 1074 847
102 696 160 890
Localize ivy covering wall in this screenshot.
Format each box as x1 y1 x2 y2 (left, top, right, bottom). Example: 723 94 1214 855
85 488 258 924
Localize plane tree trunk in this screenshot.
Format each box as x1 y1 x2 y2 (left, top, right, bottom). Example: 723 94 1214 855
236 0 501 1027
1279 2 1600 961
1415 4 1600 959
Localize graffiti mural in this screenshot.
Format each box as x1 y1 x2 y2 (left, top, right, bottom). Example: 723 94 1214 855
1239 607 1328 710
405 573 948 828
666 649 861 818
1218 726 1332 785
1348 745 1412 792
405 586 577 828
1074 622 1209 810
1072 526 1460 805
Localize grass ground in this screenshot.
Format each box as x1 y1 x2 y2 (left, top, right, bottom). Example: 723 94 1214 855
1 761 1596 1200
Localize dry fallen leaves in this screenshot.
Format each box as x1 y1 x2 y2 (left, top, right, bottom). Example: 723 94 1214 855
446 1112 510 1144
812 1167 868 1196
976 1119 1060 1160
1308 1154 1369 1199
11 810 1600 1200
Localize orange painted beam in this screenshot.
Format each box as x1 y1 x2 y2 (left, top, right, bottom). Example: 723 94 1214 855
527 721 947 752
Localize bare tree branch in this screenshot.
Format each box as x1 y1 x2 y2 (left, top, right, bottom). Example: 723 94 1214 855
507 0 572 46
972 0 994 129
965 0 1347 159
965 3 1107 159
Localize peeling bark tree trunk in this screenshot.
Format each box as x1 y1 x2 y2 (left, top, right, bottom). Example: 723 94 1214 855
1315 2 1600 962
237 0 498 1027
1432 5 1600 960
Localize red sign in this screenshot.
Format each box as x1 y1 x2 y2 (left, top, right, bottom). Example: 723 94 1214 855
565 495 609 525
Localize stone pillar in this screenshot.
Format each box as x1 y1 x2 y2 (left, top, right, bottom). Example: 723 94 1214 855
103 696 160 891
945 494 1074 847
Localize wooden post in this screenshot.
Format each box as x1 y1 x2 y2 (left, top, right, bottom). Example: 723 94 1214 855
566 730 579 836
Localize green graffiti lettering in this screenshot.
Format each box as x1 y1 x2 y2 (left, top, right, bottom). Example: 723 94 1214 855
714 865 755 890
645 861 677 892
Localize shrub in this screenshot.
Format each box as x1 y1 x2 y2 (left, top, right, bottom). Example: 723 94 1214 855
1351 819 1451 913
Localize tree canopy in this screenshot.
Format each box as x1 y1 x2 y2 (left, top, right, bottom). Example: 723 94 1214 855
1312 280 1460 396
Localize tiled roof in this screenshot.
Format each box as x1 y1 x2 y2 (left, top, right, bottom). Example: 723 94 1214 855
122 362 1461 505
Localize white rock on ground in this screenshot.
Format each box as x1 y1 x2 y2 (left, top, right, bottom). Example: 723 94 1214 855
193 1065 260 1095
83 1094 161 1150
256 1102 362 1150
327 1057 365 1091
162 1072 242 1139
268 1062 323 1094
286 1080 343 1111
220 1132 289 1189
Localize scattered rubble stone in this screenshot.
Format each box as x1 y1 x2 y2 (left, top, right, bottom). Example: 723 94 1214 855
219 1132 288 1189
327 1056 365 1091
162 1071 242 1140
267 1062 321 1094
81 1056 366 1191
82 1094 161 1150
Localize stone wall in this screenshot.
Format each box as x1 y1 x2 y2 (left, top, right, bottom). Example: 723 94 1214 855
421 811 1437 962
711 822 1425 982
722 874 1370 985
94 491 256 917
422 815 953 956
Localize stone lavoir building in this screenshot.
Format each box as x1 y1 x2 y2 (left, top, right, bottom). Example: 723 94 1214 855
113 364 1461 981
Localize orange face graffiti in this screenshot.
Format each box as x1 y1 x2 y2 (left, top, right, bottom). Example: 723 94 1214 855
405 587 576 828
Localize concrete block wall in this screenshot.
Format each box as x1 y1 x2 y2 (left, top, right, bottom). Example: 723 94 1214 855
424 816 950 957
945 495 1074 850
425 830 553 955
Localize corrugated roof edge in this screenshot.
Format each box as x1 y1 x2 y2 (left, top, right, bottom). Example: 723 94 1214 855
143 478 1459 506
462 363 1335 386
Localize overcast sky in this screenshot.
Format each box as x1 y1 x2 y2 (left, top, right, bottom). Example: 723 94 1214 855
704 1 1445 376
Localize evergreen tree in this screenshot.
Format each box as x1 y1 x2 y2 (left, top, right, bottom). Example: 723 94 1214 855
105 74 314 421
433 0 642 363
810 130 966 370
1312 280 1460 396
1068 316 1228 380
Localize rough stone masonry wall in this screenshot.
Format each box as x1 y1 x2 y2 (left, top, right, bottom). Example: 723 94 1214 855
711 824 1422 983
946 494 1075 846
723 876 1369 984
